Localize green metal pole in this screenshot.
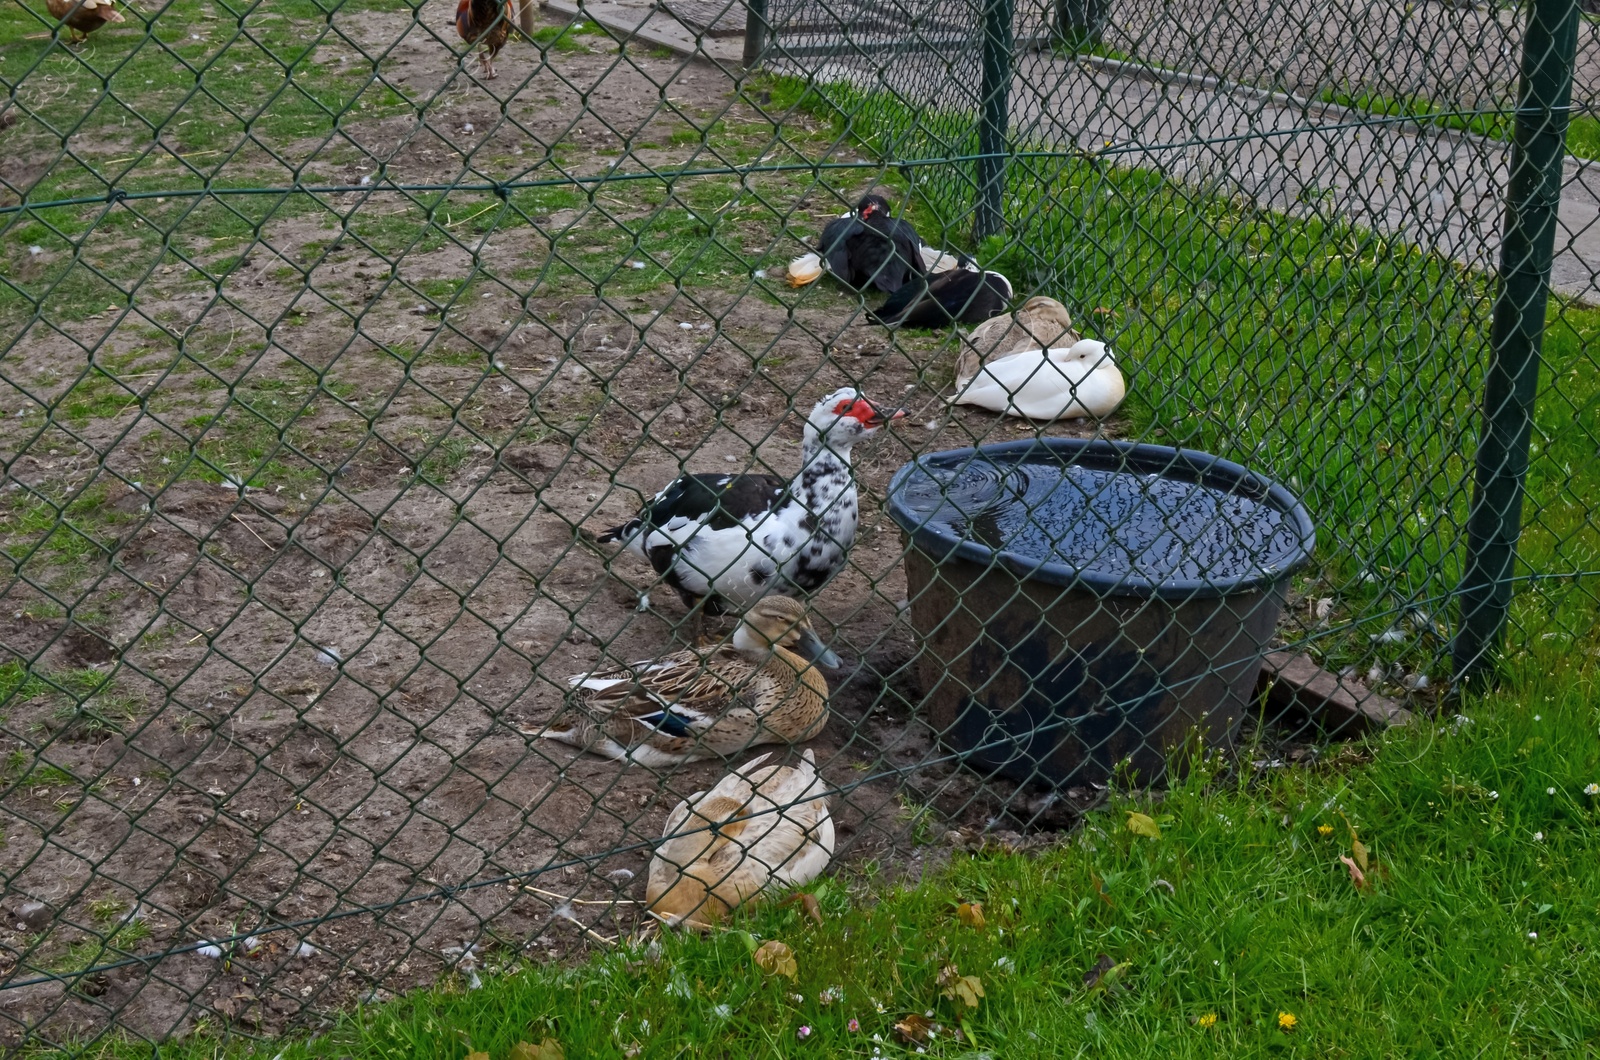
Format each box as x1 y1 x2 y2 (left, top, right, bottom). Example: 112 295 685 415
1453 0 1580 684
973 0 1015 241
743 0 769 68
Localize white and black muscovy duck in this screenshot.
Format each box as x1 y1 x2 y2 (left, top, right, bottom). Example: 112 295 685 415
867 264 1012 329
817 195 926 293
597 388 905 615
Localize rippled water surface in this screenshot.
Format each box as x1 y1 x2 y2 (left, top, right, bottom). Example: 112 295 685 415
894 455 1308 585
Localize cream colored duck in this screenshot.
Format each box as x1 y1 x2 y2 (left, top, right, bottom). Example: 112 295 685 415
952 339 1126 421
538 597 838 767
955 295 1079 389
647 749 834 929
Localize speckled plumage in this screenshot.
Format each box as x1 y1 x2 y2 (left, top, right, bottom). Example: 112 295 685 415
597 388 901 612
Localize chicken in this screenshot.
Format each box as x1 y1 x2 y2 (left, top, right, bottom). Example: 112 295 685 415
456 0 514 79
46 0 124 45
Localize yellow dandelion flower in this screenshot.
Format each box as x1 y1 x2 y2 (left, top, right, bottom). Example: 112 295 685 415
1277 1011 1299 1031
1197 1013 1218 1029
1316 824 1334 837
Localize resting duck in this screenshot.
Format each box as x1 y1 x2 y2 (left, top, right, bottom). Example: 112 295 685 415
956 295 1079 385
540 597 838 766
952 339 1126 421
597 388 903 614
648 749 834 929
816 194 926 293
867 267 1011 328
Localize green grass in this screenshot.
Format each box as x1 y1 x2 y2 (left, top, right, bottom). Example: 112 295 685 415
59 655 1600 1059
1320 90 1600 163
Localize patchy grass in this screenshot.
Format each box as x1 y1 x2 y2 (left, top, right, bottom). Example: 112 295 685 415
58 656 1600 1059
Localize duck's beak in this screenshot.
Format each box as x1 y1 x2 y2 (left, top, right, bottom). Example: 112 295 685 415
862 404 908 429
794 628 843 669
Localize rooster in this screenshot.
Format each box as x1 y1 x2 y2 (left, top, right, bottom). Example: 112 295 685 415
46 0 124 45
455 0 513 79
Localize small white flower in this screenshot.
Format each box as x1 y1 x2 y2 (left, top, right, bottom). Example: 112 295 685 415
1534 714 1541 721
1548 787 1557 795
1585 783 1600 796
1534 832 1544 841
1528 931 1538 940
1489 791 1499 800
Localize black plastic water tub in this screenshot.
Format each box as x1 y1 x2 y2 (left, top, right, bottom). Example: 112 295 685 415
886 439 1315 788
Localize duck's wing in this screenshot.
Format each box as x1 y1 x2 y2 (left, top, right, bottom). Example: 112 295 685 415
572 648 757 736
818 215 863 279
865 275 927 325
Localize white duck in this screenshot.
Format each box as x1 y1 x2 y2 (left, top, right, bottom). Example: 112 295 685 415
952 339 1126 421
646 749 834 930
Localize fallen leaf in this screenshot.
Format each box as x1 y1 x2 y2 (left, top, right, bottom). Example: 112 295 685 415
1339 854 1368 890
956 902 986 929
894 1013 942 1044
752 940 797 980
465 1053 489 1060
937 964 985 1009
777 892 824 925
1091 874 1114 908
509 1042 565 1060
1125 811 1160 838
1351 838 1370 874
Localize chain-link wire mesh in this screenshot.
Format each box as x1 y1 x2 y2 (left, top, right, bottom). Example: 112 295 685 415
0 0 1595 1045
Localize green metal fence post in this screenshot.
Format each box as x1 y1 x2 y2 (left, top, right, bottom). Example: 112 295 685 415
743 0 769 67
1452 0 1581 685
973 0 1015 241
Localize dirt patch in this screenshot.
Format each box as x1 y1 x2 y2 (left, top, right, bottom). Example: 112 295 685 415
0 4 1167 1047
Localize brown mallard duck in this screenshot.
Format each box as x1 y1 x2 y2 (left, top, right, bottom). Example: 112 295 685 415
538 597 838 767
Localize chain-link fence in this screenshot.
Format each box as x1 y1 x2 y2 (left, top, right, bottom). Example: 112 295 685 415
0 0 1595 1046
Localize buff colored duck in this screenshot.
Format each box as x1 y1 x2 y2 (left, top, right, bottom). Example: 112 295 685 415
953 339 1126 421
955 296 1079 390
647 749 834 929
539 597 838 767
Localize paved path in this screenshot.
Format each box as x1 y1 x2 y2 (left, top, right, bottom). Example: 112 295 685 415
554 0 1600 301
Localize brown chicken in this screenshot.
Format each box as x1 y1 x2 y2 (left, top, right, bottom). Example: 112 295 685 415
46 0 125 44
455 0 513 79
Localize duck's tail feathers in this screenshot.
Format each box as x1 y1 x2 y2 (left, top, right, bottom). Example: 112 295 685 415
594 518 640 545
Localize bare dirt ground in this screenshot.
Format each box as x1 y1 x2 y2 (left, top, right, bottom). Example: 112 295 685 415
0 3 1130 1044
